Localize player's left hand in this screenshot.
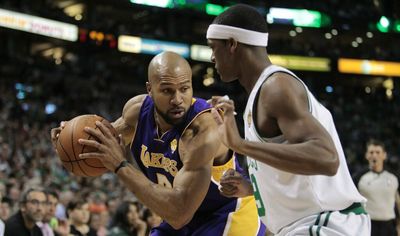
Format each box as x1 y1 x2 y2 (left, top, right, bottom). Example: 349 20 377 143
78 121 127 172
219 169 253 198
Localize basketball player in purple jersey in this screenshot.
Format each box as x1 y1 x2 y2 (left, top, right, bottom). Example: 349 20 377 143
52 51 264 236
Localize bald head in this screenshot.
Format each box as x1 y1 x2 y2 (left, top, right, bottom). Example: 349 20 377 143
146 52 194 127
148 51 192 83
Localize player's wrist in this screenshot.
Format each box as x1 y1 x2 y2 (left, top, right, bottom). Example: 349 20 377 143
114 160 129 174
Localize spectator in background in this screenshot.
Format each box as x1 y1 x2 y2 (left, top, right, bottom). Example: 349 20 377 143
0 192 5 236
0 196 11 222
55 190 74 220
105 197 120 226
355 139 400 236
66 200 96 236
142 208 161 236
37 189 69 236
7 184 21 214
108 201 146 236
89 213 108 236
4 188 46 236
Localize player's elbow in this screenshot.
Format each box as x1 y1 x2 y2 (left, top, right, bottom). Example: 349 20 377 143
168 213 193 229
324 150 339 176
169 219 190 230
165 204 194 229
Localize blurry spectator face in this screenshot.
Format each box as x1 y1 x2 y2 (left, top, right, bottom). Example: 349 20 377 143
106 198 119 216
9 186 20 202
89 213 101 230
365 144 386 172
100 211 109 229
70 203 90 225
44 194 58 222
0 201 11 220
127 204 140 226
60 190 74 206
21 191 47 223
0 183 6 196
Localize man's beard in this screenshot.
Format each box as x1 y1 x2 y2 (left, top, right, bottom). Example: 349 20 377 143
154 104 186 126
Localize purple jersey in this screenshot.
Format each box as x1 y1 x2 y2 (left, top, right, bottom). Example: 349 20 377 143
130 96 265 235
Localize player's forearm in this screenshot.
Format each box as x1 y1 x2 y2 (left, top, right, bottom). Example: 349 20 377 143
235 138 339 175
116 165 196 229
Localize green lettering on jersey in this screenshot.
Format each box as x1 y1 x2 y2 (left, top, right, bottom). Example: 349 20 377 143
248 159 259 171
250 174 265 216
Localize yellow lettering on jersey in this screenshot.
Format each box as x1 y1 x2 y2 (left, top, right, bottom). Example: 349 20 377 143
168 160 178 176
151 153 163 166
170 139 177 152
140 144 178 177
140 145 151 168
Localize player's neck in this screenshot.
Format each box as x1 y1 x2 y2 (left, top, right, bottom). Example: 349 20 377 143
370 163 384 173
239 52 271 94
154 112 172 136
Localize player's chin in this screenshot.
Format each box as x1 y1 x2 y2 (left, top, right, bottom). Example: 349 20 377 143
219 74 236 83
168 113 186 124
169 110 185 118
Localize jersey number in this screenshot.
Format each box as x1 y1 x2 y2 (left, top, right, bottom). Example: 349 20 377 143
156 173 172 188
250 174 266 216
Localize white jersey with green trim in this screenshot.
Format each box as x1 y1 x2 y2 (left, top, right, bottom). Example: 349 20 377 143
243 65 366 234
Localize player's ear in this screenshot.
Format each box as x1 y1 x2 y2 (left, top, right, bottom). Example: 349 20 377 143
227 38 238 53
146 82 152 96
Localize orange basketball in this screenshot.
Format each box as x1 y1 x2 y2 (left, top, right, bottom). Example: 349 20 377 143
55 114 117 177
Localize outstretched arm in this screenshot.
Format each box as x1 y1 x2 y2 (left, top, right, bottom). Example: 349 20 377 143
212 73 339 176
79 112 223 229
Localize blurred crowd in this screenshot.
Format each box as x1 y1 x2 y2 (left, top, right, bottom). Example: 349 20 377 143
0 1 399 235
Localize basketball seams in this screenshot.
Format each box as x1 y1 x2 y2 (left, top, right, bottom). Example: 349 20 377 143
81 117 107 170
56 115 111 177
79 118 100 156
56 136 74 172
70 116 89 176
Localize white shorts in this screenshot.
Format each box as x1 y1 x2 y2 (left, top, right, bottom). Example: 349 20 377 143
276 204 371 236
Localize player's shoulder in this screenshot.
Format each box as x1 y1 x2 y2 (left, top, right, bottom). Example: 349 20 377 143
122 94 147 125
123 94 147 109
259 72 309 118
184 97 213 127
180 110 216 144
261 72 305 100
189 106 215 127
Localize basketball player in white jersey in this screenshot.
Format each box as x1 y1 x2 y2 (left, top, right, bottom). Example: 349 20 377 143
206 4 371 236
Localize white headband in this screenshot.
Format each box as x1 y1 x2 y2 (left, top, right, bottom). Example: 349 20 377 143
206 24 268 47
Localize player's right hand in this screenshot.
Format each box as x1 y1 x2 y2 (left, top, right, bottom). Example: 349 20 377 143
210 97 243 152
50 121 66 150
